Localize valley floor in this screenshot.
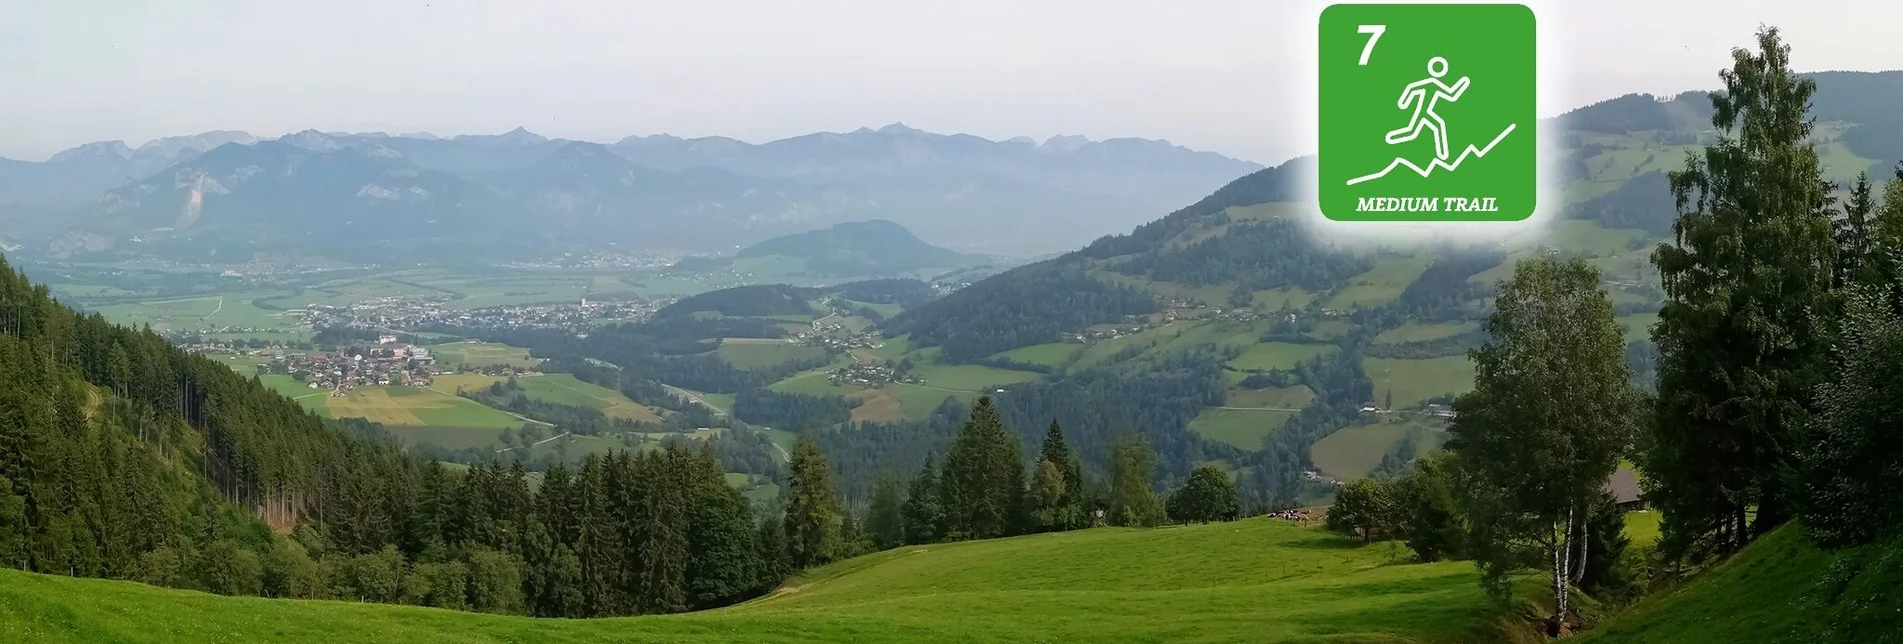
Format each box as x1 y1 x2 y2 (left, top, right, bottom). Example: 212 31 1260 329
0 518 1507 644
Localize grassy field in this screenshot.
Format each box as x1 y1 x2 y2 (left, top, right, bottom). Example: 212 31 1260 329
259 374 324 400
1327 256 1433 310
514 374 662 422
325 386 528 430
769 371 868 397
1311 417 1449 480
1226 384 1314 409
884 383 972 419
1189 408 1295 450
1375 321 1479 344
907 363 1041 392
993 342 1083 368
1365 356 1477 409
0 518 1521 644
428 341 543 370
89 291 309 340
1229 342 1335 371
1576 526 1902 644
716 339 830 371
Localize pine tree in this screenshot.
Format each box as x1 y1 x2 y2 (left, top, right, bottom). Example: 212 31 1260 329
783 433 841 569
900 454 945 545
1648 27 1835 557
941 397 1024 539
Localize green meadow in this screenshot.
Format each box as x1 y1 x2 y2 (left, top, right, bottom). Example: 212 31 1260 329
0 518 1516 644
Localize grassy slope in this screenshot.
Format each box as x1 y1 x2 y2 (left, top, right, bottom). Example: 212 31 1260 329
1578 527 1902 644
0 519 1517 644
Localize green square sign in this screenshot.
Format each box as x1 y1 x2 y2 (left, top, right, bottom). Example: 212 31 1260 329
1317 3 1537 221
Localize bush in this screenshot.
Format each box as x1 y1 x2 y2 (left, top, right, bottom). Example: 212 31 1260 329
197 539 264 596
1166 465 1242 524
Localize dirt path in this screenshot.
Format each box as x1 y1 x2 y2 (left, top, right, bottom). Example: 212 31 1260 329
202 296 224 322
495 431 571 454
663 384 727 415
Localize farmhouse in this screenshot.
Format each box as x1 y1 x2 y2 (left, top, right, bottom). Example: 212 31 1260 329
1606 469 1646 512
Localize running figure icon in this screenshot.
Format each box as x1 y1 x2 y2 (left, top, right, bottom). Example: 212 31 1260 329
1383 56 1469 160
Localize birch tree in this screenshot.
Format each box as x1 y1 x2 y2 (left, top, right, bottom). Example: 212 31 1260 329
1450 256 1639 634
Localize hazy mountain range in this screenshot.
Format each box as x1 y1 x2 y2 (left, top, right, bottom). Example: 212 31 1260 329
0 125 1262 262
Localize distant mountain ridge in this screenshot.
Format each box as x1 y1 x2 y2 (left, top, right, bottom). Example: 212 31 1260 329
0 125 1264 262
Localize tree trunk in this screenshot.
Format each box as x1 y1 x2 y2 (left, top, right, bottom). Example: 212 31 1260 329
1550 507 1575 635
1572 506 1589 585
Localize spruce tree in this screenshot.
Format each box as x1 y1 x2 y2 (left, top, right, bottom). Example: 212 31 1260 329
1038 419 1086 531
1107 435 1165 527
941 397 1024 539
783 433 842 569
864 472 906 550
900 454 945 545
686 443 763 609
1648 27 1835 556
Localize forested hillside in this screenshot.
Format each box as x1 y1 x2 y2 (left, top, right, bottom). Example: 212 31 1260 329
0 255 792 616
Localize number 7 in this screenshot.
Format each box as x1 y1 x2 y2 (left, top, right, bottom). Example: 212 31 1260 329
1357 25 1386 65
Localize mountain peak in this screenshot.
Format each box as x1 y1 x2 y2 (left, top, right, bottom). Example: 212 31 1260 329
500 127 547 144
877 123 923 135
48 140 134 163
278 129 343 152
1040 134 1094 154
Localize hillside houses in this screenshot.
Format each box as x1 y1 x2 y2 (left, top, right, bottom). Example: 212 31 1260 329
268 338 439 393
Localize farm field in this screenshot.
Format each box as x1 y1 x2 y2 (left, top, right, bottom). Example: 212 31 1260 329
1374 321 1478 344
1310 416 1450 480
323 386 528 430
1228 341 1334 371
513 374 662 422
88 291 309 341
906 363 1041 392
1326 256 1432 310
992 342 1083 368
1364 356 1477 409
1189 408 1294 450
0 518 1516 644
1225 385 1314 409
716 339 830 371
428 341 543 370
